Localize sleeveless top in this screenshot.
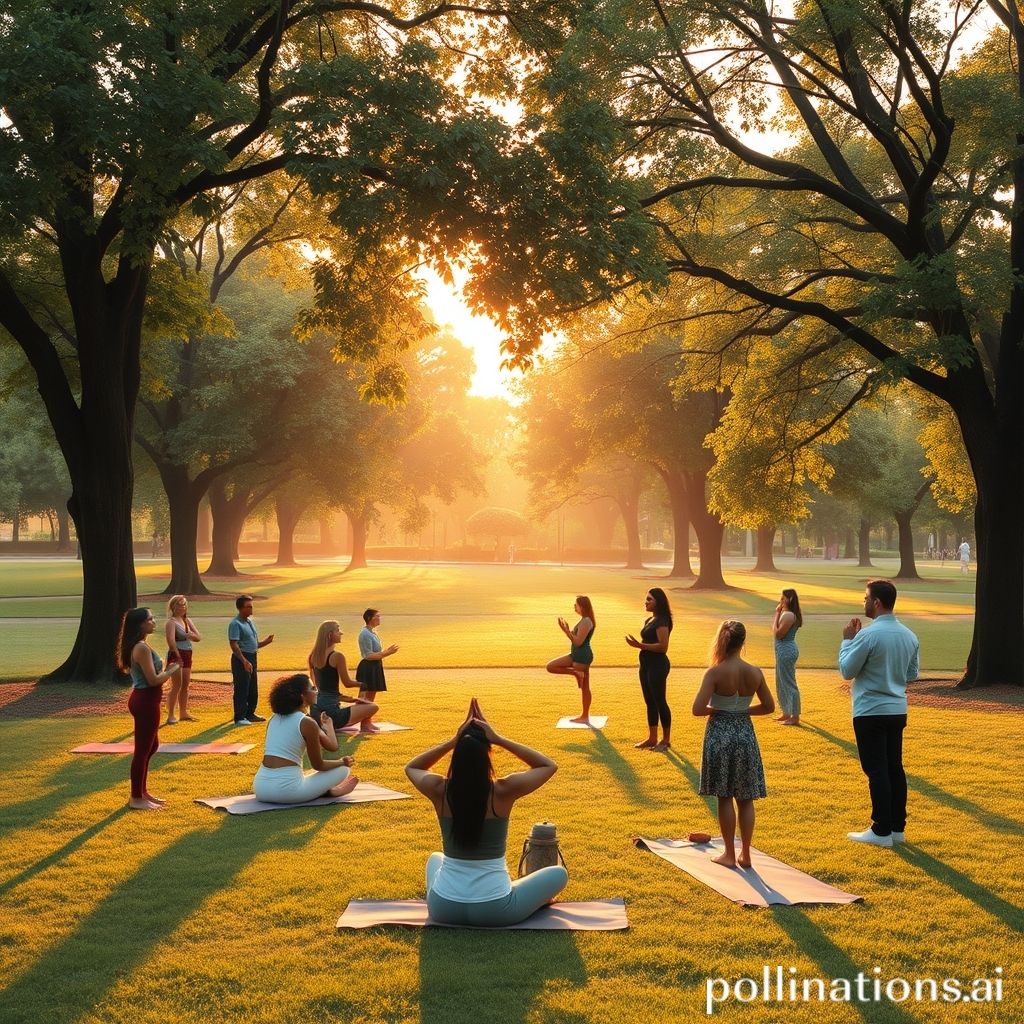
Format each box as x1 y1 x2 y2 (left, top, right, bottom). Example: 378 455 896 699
170 618 193 651
313 656 341 697
130 646 162 689
263 711 307 764
775 623 799 646
709 690 755 713
431 788 512 902
640 616 671 659
570 618 594 657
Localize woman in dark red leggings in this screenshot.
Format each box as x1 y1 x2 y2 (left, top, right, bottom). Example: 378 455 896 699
116 608 181 810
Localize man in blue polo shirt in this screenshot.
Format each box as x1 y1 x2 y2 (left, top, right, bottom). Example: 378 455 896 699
839 579 920 848
228 594 275 726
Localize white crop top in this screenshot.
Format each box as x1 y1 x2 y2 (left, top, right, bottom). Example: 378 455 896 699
263 712 308 764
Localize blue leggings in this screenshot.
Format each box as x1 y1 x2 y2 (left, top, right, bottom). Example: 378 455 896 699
425 853 568 926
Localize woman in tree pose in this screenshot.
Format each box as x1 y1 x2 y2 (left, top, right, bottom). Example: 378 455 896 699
355 607 399 733
117 607 181 810
405 699 568 926
163 594 202 725
626 587 673 751
692 621 774 868
545 595 596 724
307 620 378 731
252 674 359 804
772 589 802 726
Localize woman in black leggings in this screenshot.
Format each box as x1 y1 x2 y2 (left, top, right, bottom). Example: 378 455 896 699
626 588 673 751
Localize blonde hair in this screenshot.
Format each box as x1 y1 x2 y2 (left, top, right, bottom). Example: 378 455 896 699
710 620 746 665
166 594 187 618
309 620 340 673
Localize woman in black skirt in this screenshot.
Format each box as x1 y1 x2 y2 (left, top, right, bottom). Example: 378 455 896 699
355 607 399 733
692 621 774 868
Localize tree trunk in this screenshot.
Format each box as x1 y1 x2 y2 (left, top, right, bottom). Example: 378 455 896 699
11 511 19 544
615 468 645 569
893 512 920 580
197 502 212 553
858 518 873 567
158 463 210 595
274 495 307 567
346 513 369 570
753 524 777 572
319 514 335 555
843 527 856 559
685 469 729 589
57 506 72 552
657 467 695 578
206 480 247 577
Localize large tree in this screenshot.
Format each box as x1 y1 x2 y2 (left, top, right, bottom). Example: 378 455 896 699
517 0 1024 685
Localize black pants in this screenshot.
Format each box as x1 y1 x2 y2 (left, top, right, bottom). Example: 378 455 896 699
639 655 671 730
231 651 258 722
852 714 907 836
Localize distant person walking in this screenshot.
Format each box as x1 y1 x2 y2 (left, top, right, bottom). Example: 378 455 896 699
355 607 398 733
117 607 181 810
839 579 920 848
958 538 971 574
163 595 202 725
692 621 774 868
627 588 673 751
772 589 802 726
229 594 274 726
307 620 379 731
545 595 596 724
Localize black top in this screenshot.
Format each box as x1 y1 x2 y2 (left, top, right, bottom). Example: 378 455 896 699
313 657 340 696
640 616 672 658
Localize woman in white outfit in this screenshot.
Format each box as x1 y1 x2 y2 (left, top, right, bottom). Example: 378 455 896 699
253 674 359 803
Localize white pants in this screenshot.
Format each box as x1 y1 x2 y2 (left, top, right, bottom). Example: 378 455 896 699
252 764 349 803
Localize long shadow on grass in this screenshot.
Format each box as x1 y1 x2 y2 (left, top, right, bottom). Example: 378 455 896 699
770 907 921 1023
420 927 588 1024
893 844 1023 934
663 749 717 816
803 724 1020 835
0 813 327 1024
561 731 648 804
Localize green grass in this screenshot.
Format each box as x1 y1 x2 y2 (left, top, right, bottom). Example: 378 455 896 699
0 557 977 680
0 667 1020 1024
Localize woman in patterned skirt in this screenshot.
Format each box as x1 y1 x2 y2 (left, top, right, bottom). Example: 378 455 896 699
692 621 775 868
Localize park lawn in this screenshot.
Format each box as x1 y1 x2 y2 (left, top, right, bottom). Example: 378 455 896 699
0 669 1019 1024
0 559 975 680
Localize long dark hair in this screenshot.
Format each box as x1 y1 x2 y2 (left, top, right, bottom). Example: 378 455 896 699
781 588 803 627
116 608 150 673
647 587 673 628
446 723 494 847
576 595 595 626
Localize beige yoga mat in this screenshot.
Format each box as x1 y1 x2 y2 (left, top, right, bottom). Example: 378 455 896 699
338 722 411 735
555 716 608 729
196 782 410 814
635 837 862 907
73 742 255 754
337 897 628 930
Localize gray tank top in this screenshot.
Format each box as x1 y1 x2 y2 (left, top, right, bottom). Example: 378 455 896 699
709 690 754 712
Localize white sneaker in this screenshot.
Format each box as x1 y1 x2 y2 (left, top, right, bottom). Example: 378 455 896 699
847 828 893 848
891 831 906 844
234 718 254 726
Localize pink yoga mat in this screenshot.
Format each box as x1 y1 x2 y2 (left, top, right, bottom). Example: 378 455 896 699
72 742 255 754
635 837 862 907
336 897 628 930
338 722 411 735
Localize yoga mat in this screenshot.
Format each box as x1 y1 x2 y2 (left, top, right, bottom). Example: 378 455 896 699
337 897 628 930
196 782 410 815
555 716 608 729
338 722 411 735
635 837 862 907
73 742 255 754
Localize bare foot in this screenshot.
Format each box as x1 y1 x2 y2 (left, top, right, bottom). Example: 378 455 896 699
164 718 178 726
737 854 753 869
128 798 163 811
633 739 656 749
144 794 166 805
329 774 360 797
774 715 791 723
570 716 591 725
180 714 198 722
710 852 737 868
782 717 801 726
652 742 672 752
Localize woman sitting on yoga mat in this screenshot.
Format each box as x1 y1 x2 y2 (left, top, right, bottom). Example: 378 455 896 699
307 620 378 731
692 621 775 869
405 699 568 926
252 674 359 803
117 607 182 811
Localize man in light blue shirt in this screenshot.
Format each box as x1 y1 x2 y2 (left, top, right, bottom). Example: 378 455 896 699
839 579 919 848
228 594 275 725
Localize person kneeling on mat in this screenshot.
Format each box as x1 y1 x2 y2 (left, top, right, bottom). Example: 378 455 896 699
253 674 359 803
405 699 568 926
